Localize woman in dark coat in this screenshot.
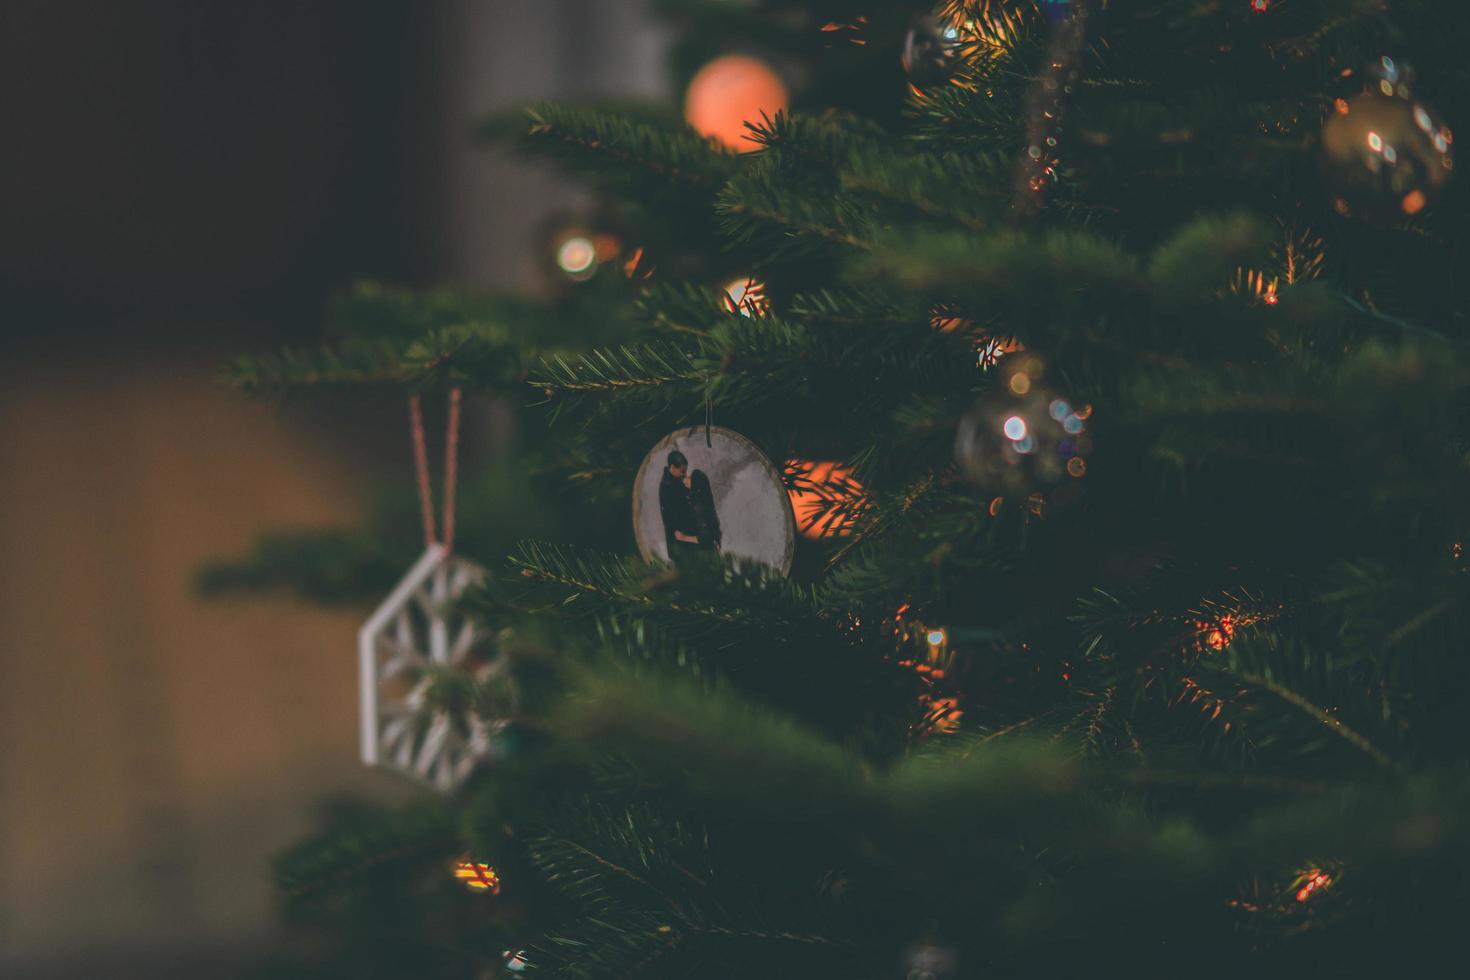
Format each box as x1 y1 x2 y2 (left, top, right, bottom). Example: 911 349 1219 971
686 469 722 553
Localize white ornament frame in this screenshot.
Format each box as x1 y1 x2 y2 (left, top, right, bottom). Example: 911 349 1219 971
358 544 498 792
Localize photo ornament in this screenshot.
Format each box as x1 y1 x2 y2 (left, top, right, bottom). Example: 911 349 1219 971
632 426 796 575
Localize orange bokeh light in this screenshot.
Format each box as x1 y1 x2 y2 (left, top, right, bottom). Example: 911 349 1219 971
684 55 789 152
786 460 865 539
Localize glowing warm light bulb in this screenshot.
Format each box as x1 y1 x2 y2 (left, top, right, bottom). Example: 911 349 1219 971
976 336 1021 369
786 460 865 538
453 861 501 893
1294 869 1332 902
684 55 789 152
1194 614 1239 652
723 277 769 317
556 236 597 279
927 696 962 733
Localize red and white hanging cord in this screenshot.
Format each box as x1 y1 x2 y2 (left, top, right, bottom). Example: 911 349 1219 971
408 387 463 554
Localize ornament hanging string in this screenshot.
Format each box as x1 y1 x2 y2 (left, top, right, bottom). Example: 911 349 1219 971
408 388 464 554
1011 0 1091 216
704 392 713 448
443 388 462 552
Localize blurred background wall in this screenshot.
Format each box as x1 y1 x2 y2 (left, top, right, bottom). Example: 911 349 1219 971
0 2 667 976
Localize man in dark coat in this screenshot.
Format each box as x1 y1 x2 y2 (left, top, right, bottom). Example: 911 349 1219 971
659 449 702 565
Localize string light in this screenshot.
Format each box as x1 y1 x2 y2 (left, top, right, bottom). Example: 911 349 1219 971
1196 613 1238 652
1294 868 1333 903
976 335 1021 368
930 312 1022 368
556 236 597 280
722 277 770 317
454 860 501 894
925 696 964 734
622 246 655 280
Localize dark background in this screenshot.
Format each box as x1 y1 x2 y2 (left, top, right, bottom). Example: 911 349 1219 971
0 2 666 976
1 0 667 341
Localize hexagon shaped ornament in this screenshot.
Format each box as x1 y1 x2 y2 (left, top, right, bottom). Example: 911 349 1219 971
358 544 500 792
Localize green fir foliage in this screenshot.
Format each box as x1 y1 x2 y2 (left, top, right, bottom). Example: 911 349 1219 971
216 1 1470 976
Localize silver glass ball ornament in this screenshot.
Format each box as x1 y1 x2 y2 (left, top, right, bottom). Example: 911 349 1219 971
902 15 963 88
1321 57 1454 224
954 354 1091 505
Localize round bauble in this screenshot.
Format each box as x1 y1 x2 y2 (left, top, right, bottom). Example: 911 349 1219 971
954 354 1091 505
632 426 796 575
1321 58 1454 224
901 15 963 88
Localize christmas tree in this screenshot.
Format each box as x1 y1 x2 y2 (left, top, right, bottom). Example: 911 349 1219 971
213 1 1470 976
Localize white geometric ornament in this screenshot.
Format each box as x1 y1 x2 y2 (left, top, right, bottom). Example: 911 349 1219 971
358 544 500 793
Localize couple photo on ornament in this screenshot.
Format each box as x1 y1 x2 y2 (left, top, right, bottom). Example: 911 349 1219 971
659 449 722 562
633 426 797 575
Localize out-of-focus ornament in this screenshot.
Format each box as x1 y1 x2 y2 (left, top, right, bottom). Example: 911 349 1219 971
685 54 789 152
1321 57 1454 224
1249 0 1271 11
901 938 959 980
453 860 501 893
954 354 1091 505
359 544 501 793
722 276 770 317
786 460 866 539
502 949 531 973
360 392 504 794
901 15 963 88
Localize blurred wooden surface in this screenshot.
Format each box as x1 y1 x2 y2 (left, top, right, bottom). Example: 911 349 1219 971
0 348 400 975
0 3 669 974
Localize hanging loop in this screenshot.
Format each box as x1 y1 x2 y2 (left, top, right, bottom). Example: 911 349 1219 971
407 387 464 554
